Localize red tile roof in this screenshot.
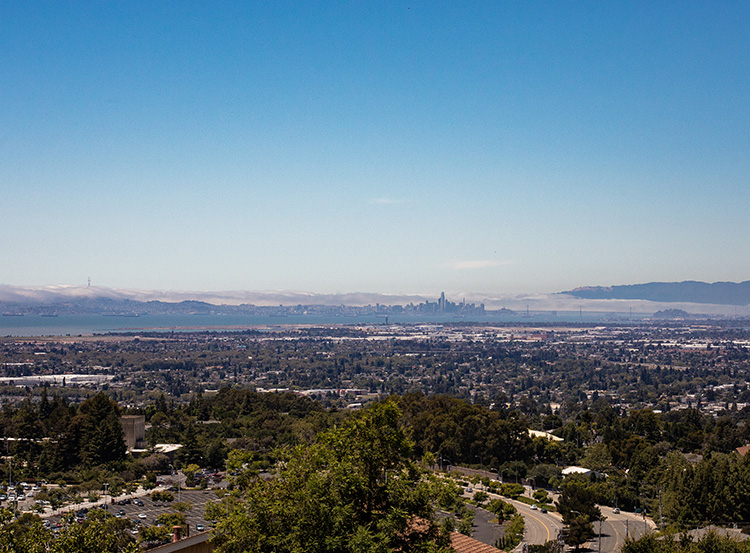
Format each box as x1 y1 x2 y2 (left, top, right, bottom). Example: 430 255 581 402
450 531 503 553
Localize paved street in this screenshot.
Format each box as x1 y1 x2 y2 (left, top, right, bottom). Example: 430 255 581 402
509 498 564 546
470 506 505 546
595 506 653 553
457 477 656 553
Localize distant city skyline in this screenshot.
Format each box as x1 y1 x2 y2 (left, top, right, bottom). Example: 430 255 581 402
3 282 750 319
2 3 749 294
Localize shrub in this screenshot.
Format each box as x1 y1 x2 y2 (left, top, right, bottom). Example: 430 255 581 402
473 491 489 504
500 483 525 499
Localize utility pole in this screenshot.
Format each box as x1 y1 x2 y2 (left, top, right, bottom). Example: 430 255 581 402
659 488 663 530
103 483 109 518
9 456 16 519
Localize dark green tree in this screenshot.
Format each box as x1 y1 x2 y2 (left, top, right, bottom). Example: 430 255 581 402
207 400 453 553
556 478 602 551
177 423 202 467
76 393 126 465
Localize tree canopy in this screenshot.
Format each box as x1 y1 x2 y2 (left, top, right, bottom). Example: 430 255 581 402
207 400 454 553
556 478 602 550
622 531 750 553
0 509 138 553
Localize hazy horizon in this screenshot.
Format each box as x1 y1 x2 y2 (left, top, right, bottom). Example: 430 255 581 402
3 3 749 294
3 282 750 317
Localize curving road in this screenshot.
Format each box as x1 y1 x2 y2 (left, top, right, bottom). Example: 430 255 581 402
478 492 655 552
510 498 564 546
465 488 564 549
595 506 654 553
456 479 656 552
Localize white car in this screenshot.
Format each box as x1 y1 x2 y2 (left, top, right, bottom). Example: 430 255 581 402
138 513 147 519
530 504 538 510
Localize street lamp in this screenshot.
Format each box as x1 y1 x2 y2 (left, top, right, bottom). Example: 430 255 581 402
169 464 181 503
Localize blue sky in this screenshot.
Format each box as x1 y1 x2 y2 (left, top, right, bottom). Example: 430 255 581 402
2 2 749 295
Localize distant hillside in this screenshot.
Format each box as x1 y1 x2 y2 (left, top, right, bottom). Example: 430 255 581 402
563 281 750 306
0 296 229 316
652 309 693 319
0 284 431 309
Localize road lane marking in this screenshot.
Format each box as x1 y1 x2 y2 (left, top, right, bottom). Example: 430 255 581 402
523 510 551 542
606 519 622 552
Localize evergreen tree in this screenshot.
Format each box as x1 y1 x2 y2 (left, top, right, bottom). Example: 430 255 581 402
76 393 126 466
177 423 202 467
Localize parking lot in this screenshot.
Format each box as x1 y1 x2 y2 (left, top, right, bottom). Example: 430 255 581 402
46 489 221 535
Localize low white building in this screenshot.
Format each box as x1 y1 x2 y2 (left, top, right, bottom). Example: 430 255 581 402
528 429 564 442
562 465 591 476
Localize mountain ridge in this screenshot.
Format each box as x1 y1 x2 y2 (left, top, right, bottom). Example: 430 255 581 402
563 280 750 306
